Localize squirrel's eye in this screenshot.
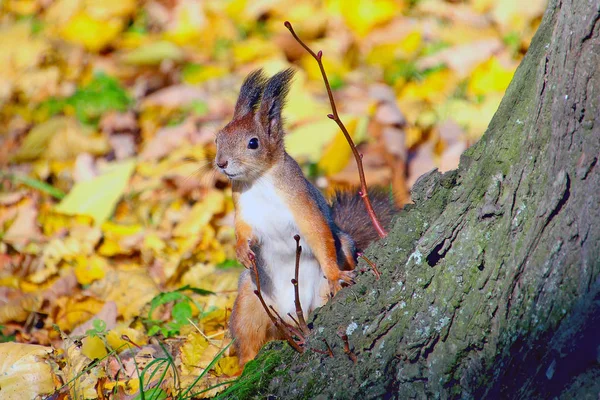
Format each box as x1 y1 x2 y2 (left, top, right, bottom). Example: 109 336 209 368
248 138 259 150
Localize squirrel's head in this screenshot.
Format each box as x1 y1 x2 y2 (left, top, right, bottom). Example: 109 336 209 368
215 69 294 182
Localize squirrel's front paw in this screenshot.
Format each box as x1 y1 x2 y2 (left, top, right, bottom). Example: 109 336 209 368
328 270 356 296
236 240 256 269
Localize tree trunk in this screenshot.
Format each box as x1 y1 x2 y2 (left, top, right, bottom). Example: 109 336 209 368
218 0 600 398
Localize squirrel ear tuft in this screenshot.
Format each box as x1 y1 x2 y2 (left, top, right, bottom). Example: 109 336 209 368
233 69 268 118
258 68 295 135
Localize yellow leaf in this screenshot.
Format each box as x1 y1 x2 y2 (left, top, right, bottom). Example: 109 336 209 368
81 336 107 359
84 0 137 19
181 331 209 367
317 117 359 175
62 335 103 399
174 190 225 237
399 69 456 104
12 117 65 162
398 30 422 56
103 379 140 395
214 356 240 376
199 308 229 337
55 296 105 332
286 119 342 163
182 64 229 85
105 326 148 351
98 222 143 256
13 117 109 162
405 126 423 149
233 38 280 65
0 343 55 400
5 0 40 15
341 0 401 37
74 255 107 285
181 332 222 373
0 20 48 71
142 232 166 255
38 226 102 283
467 57 515 97
61 12 124 52
437 93 503 141
163 0 207 45
39 209 94 237
301 53 348 86
89 269 159 320
491 0 546 33
121 41 185 65
55 159 136 226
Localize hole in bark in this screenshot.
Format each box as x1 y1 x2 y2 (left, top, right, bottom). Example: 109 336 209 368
427 241 446 266
478 261 485 271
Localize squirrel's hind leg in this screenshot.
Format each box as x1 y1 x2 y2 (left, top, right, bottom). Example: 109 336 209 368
230 270 282 367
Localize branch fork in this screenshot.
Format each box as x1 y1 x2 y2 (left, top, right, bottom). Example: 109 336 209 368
285 21 388 238
249 235 310 353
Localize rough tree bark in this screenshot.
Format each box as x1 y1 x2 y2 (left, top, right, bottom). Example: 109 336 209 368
218 0 600 398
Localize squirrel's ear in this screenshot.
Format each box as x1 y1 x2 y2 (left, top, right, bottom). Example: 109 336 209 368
233 69 268 118
258 68 295 137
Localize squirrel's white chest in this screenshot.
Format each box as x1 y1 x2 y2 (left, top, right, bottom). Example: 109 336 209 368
237 178 327 317
238 178 297 243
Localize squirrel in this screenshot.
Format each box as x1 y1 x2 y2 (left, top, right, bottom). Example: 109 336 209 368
215 69 397 367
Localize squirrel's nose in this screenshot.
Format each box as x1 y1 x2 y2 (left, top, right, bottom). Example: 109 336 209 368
217 160 228 169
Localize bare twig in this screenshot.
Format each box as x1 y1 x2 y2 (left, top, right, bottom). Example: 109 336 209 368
310 348 329 355
121 335 141 349
269 306 306 345
284 21 387 238
287 312 301 329
292 235 310 334
337 328 357 363
358 252 381 280
250 255 304 353
322 338 334 358
310 339 334 357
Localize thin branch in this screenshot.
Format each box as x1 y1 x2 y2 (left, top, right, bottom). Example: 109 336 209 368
337 328 357 363
358 252 381 280
287 312 301 329
293 235 310 334
284 21 387 238
249 255 304 353
322 338 334 358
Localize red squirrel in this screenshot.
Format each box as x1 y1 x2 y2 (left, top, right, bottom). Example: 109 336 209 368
215 69 396 366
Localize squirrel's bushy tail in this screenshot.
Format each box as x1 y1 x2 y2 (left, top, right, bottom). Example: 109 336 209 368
331 188 398 252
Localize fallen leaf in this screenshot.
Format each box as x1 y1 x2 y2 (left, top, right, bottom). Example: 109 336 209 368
468 57 515 96
2 198 41 248
340 0 401 37
55 159 136 226
60 12 124 52
73 255 108 285
317 117 359 175
81 335 108 359
0 342 55 400
173 190 225 237
61 334 103 399
122 41 185 65
54 296 106 332
89 269 160 320
0 293 43 324
12 117 109 162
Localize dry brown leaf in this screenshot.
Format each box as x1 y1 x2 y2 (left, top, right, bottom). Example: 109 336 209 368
2 198 41 247
89 269 160 320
